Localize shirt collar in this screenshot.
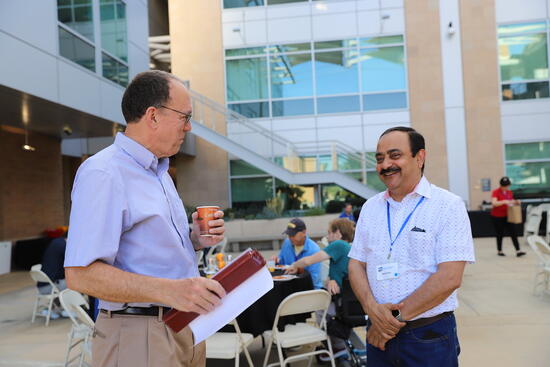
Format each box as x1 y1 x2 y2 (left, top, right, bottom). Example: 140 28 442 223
115 133 169 174
383 176 432 201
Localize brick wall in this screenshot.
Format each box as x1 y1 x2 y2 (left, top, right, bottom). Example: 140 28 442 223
0 126 65 240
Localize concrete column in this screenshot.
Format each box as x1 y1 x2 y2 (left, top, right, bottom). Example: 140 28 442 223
404 0 449 189
168 0 229 208
459 0 504 209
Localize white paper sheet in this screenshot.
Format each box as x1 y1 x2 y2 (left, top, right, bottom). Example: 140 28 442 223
189 266 274 345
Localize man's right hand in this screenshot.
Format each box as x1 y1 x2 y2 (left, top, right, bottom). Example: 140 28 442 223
270 255 279 263
367 302 405 336
166 277 226 314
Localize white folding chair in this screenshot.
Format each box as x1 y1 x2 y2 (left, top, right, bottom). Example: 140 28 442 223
29 264 60 326
524 205 543 239
59 289 95 367
540 204 550 243
205 237 229 265
206 319 254 367
526 235 550 296
196 250 205 270
262 289 335 367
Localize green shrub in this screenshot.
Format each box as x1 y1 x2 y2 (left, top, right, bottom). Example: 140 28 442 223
304 207 326 216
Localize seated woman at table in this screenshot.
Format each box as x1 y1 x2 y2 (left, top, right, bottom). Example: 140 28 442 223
285 218 354 295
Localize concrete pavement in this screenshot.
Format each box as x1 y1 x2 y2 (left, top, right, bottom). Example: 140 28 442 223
0 237 548 366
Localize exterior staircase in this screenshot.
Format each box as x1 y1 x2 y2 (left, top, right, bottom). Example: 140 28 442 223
188 89 379 199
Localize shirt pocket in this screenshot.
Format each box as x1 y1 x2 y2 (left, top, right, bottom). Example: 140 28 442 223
404 230 437 268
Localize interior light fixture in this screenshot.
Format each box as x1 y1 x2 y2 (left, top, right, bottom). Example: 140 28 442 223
22 127 36 151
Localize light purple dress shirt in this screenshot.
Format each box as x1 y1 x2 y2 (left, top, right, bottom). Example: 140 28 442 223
65 133 198 311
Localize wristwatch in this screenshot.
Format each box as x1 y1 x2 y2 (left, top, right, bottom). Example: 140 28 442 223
392 309 404 322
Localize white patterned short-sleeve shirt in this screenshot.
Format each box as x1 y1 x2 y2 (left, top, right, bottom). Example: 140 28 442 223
348 176 475 320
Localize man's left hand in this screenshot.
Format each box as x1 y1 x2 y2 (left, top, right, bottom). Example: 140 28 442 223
367 322 395 351
191 210 225 249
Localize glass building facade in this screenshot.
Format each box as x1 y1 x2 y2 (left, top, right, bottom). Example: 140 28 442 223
505 141 550 196
498 21 549 101
225 35 407 118
57 0 128 86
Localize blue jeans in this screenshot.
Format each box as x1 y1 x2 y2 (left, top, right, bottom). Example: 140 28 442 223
366 313 460 367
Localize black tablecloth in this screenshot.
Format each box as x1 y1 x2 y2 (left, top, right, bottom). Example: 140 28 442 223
234 270 314 336
468 210 525 237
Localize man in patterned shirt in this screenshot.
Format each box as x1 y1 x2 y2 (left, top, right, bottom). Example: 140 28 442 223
348 126 475 366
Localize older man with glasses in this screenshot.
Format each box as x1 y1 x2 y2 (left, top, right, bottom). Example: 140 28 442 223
64 70 226 367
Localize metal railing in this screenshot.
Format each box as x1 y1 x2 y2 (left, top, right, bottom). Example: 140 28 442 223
188 88 374 184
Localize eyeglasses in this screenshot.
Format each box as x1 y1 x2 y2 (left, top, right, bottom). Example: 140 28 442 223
160 105 192 125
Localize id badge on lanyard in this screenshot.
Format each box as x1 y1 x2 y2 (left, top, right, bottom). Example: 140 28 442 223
377 196 425 281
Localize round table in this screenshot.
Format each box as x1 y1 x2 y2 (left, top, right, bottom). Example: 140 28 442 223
234 270 314 336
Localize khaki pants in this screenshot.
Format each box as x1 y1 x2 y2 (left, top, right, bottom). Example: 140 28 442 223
92 313 205 367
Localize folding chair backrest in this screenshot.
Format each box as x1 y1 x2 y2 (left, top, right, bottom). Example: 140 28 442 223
276 289 331 318
527 235 550 265
59 289 95 329
29 264 58 288
524 205 543 234
205 238 228 263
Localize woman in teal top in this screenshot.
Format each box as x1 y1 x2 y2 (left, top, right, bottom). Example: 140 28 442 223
286 218 354 295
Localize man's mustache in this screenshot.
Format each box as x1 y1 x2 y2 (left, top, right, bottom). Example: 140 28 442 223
379 167 401 175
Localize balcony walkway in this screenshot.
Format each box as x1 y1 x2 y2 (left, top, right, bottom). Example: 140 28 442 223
0 237 549 366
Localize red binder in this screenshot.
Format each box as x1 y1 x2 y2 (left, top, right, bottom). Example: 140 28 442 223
162 248 266 333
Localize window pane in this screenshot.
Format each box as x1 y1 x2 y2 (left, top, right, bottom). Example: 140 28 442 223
359 35 404 47
231 177 273 203
228 102 269 118
58 27 95 72
100 0 128 61
102 52 127 86
506 161 550 192
117 63 128 86
224 0 264 8
270 53 313 98
320 183 357 206
501 81 549 100
230 160 268 176
268 0 307 4
361 46 406 92
225 47 267 57
57 7 72 23
366 171 386 192
498 22 547 36
505 142 550 160
57 0 94 41
338 153 362 170
315 51 359 95
317 95 360 114
269 43 311 53
314 39 357 50
226 57 268 101
363 92 407 111
272 99 314 116
499 34 548 82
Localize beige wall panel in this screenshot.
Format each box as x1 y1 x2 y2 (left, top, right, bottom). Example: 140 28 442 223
168 0 229 208
460 0 503 208
0 128 64 240
404 0 449 189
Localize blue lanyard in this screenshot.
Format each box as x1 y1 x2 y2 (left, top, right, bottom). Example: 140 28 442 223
386 196 425 260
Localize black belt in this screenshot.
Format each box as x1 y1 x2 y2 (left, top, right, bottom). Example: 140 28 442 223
100 306 171 317
366 311 453 331
402 311 453 330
